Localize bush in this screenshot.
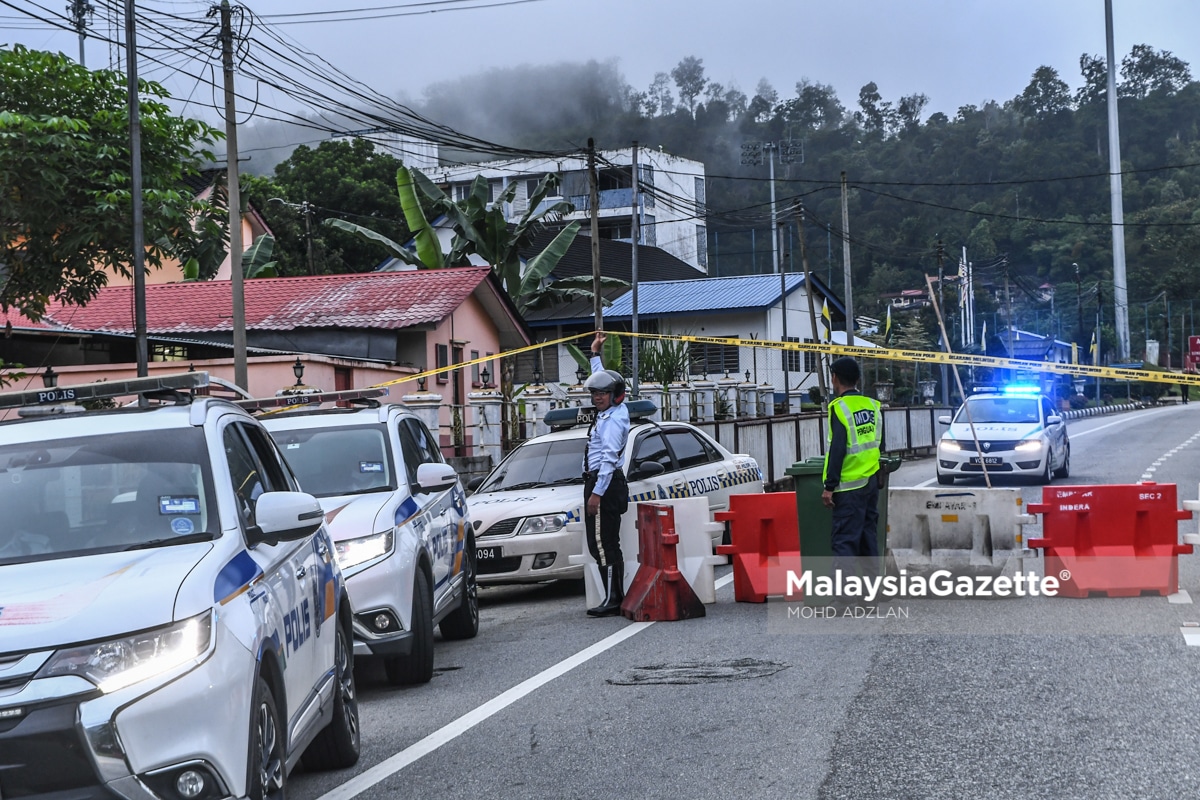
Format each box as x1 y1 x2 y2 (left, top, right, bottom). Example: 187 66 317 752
1068 393 1089 410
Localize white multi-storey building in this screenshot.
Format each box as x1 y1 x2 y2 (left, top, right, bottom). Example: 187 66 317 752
440 147 709 272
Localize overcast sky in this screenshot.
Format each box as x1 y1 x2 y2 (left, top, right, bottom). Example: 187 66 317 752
5 0 1200 120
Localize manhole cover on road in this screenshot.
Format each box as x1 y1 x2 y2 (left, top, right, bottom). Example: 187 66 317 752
607 658 790 686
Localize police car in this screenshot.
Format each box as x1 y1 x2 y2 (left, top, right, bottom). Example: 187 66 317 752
467 400 763 584
260 389 477 687
935 384 1070 485
0 373 358 800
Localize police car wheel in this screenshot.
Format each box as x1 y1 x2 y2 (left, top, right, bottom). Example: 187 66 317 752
936 471 954 486
439 532 480 641
1053 445 1070 479
1037 457 1053 486
248 677 285 800
385 568 435 685
301 618 361 770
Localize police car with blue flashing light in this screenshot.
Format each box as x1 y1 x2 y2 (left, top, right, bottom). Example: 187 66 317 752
935 384 1070 485
0 373 358 800
466 400 763 585
259 389 477 688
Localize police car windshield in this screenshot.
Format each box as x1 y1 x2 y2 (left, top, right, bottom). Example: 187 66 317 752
271 425 395 498
958 397 1040 424
479 439 588 493
0 430 218 565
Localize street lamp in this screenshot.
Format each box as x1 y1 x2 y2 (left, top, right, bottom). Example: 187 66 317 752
745 369 751 383
416 375 427 392
532 365 543 385
42 366 58 388
480 366 491 389
292 358 305 386
575 365 588 385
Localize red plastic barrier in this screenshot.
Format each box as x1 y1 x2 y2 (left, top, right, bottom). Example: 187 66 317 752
1027 482 1193 597
715 492 801 603
621 504 706 621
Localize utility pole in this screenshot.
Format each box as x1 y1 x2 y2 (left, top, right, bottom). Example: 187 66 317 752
797 204 828 406
219 0 247 389
630 142 640 397
588 138 601 332
937 239 948 404
769 145 789 397
269 197 316 275
1004 256 1013 371
1096 283 1104 400
840 172 854 342
1074 262 1082 347
124 0 147 378
69 0 93 65
1104 0 1131 360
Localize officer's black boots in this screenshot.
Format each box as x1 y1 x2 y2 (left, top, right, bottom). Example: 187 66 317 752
588 563 624 617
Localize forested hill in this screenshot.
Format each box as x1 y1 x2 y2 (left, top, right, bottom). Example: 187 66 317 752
417 48 1200 331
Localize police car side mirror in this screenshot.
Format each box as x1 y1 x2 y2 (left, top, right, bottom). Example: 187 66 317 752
466 476 485 492
1046 414 1063 425
629 460 665 480
938 415 952 425
416 462 458 494
248 491 324 546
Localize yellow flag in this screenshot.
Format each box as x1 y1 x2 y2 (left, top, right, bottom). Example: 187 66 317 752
820 299 832 342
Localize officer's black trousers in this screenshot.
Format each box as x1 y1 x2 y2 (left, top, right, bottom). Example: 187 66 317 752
583 471 627 568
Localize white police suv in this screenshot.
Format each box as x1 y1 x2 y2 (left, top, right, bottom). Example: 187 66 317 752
935 384 1070 485
260 389 477 687
467 400 763 584
0 373 358 800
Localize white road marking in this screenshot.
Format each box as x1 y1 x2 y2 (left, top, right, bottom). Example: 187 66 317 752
1181 627 1200 647
1168 590 1192 604
319 572 737 800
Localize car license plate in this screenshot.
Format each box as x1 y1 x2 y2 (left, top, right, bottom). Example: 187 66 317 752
476 546 502 561
969 456 1003 465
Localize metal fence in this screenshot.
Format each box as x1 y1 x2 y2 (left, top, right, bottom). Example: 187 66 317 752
692 405 948 487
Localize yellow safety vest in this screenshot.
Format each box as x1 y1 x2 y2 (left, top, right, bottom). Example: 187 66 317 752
823 394 881 492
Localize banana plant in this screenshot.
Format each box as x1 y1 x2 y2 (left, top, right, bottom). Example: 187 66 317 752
182 233 277 281
566 334 623 375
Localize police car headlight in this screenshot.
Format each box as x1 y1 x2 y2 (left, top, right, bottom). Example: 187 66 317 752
516 514 568 535
939 440 962 451
38 612 212 693
335 530 394 570
1014 439 1043 452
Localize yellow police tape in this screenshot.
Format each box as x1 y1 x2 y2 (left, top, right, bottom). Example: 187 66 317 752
365 330 1199 390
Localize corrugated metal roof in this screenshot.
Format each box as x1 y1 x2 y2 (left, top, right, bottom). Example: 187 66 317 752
1 268 493 334
602 273 808 318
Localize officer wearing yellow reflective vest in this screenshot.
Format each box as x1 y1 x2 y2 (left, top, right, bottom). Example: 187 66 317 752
821 357 882 561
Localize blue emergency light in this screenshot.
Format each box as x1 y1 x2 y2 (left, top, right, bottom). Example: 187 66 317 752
1001 384 1041 396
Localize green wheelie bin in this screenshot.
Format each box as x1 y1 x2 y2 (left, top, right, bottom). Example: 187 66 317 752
784 454 901 601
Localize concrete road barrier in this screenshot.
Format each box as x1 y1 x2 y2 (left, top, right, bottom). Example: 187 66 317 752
887 487 1036 578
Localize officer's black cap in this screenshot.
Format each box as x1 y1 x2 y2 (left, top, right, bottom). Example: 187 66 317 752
830 357 861 383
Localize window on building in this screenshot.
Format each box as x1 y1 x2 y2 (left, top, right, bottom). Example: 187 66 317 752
453 184 471 202
694 177 706 215
696 225 708 269
644 214 656 247
782 337 804 373
150 343 187 362
488 180 503 202
689 337 739 377
803 338 820 373
470 350 480 386
436 343 449 384
526 178 541 199
599 220 632 241
641 166 655 208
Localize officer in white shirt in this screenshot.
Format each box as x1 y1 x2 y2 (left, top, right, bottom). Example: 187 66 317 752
582 332 631 617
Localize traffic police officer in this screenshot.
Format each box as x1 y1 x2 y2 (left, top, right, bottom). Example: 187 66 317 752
821 357 882 570
582 332 630 617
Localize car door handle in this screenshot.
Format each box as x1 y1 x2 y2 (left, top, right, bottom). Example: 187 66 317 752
295 566 307 579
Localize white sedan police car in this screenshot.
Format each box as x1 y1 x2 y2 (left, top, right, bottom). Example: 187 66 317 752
467 401 763 584
0 373 358 800
936 385 1070 485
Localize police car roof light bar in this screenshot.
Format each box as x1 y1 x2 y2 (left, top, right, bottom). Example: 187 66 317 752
234 386 390 412
544 399 657 429
1002 384 1041 395
0 372 210 411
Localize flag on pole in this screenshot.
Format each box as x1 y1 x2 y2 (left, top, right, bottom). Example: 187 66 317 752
1089 329 1098 364
820 298 832 342
884 305 893 346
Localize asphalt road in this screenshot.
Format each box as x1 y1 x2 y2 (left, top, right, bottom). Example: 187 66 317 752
291 403 1200 800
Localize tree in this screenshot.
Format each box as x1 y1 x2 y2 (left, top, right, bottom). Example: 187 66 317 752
856 81 892 134
1120 44 1192 99
748 78 778 123
0 45 225 320
778 79 845 130
1016 66 1072 120
671 56 708 115
646 72 675 117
